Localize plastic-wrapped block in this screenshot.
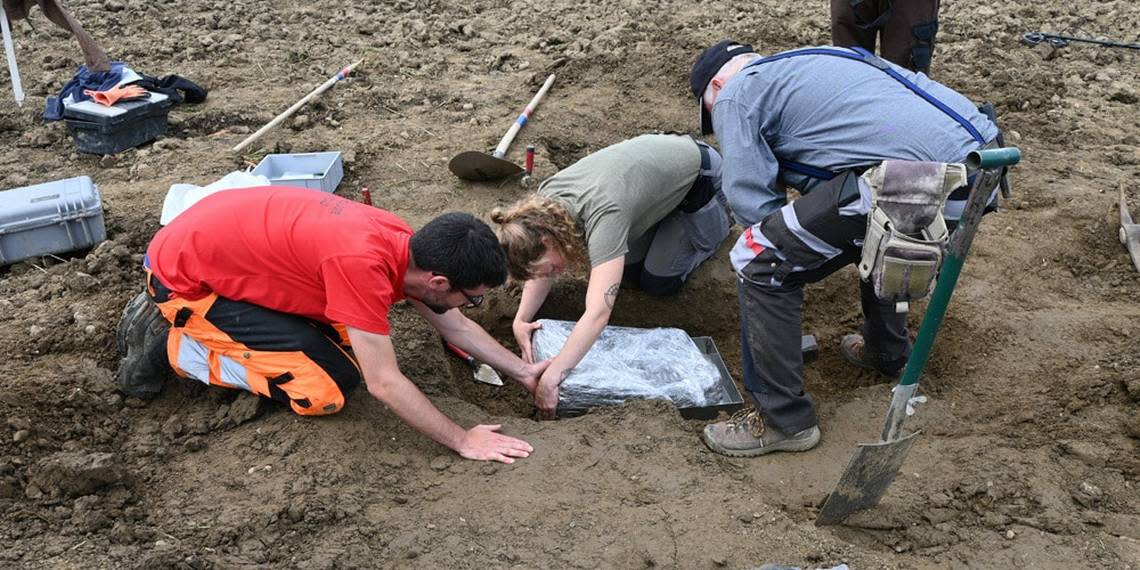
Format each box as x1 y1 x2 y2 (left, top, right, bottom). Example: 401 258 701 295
251 152 344 193
0 176 106 266
532 319 738 417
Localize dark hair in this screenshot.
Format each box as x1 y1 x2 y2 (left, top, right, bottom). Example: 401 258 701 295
410 212 508 290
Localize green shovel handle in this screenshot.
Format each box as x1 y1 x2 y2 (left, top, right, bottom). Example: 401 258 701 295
966 147 1021 170
896 252 964 388
881 147 1020 441
898 146 1021 390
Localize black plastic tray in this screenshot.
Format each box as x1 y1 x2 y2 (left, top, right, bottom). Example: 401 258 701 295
682 336 745 420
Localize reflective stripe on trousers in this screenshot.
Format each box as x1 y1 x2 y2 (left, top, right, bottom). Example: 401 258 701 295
147 273 362 416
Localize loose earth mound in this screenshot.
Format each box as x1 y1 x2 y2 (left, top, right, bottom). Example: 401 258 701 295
0 0 1137 568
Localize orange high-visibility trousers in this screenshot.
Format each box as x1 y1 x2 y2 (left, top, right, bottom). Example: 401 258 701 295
146 273 362 415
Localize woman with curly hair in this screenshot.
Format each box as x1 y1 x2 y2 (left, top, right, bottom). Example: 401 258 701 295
489 134 731 419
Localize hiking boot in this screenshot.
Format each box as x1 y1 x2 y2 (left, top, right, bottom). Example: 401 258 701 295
701 408 821 457
840 334 901 379
117 292 172 399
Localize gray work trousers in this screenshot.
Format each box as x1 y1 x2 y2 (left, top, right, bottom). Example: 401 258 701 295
735 169 913 433
624 192 731 296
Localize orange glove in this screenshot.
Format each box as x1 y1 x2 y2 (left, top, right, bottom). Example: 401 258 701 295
82 84 148 106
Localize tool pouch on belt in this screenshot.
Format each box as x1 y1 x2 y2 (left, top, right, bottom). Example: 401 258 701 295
858 160 967 307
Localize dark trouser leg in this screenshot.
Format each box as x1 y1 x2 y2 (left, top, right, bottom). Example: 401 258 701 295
738 278 817 434
831 0 883 51
640 197 730 296
859 279 911 375
623 225 655 288
880 0 940 73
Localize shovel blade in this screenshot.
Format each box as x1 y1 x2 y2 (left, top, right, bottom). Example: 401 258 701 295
448 151 524 181
815 430 920 526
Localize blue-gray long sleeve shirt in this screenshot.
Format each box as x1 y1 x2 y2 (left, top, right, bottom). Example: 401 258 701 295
712 46 998 227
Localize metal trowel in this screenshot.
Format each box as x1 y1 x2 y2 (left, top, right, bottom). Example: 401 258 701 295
1119 185 1140 273
444 342 504 386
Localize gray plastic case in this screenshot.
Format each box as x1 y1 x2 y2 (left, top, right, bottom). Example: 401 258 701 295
0 176 107 266
251 152 344 193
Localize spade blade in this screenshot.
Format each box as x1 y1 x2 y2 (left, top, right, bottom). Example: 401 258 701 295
1119 186 1140 273
448 151 524 181
815 430 921 526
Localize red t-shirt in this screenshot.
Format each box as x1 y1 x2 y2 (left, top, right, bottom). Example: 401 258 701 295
148 186 411 335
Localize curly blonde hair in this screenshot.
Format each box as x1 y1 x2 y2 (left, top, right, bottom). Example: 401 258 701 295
489 194 587 281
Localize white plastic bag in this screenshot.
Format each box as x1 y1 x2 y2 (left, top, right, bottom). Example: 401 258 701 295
532 319 725 414
160 170 270 225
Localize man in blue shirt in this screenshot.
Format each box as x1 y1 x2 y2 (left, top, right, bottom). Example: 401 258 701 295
689 40 998 457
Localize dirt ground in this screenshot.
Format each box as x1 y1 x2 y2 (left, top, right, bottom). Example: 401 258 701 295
0 0 1138 568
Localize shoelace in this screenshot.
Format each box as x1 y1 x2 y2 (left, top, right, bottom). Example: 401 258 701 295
725 408 765 438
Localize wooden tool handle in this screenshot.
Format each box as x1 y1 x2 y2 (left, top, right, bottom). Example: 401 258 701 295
232 59 363 152
0 5 25 106
491 73 555 158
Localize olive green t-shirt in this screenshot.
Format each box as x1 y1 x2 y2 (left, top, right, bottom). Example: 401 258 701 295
537 134 701 266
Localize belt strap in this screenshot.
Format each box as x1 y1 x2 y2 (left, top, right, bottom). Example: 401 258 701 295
696 141 712 171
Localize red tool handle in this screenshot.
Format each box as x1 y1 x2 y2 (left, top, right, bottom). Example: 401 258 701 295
525 145 535 175
361 187 373 206
445 342 475 363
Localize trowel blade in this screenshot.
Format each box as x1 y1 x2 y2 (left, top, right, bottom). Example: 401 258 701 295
473 364 504 386
448 151 523 181
815 430 921 526
1119 186 1140 273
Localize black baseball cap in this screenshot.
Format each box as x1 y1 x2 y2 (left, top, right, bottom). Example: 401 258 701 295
689 40 755 135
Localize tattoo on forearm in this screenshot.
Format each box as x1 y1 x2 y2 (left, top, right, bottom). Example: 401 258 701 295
604 283 619 309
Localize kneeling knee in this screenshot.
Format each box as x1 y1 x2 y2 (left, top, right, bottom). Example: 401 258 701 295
639 272 684 297
290 390 348 416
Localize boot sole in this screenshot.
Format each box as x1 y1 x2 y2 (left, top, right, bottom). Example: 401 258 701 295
701 427 821 458
117 355 164 400
117 292 152 356
117 292 172 399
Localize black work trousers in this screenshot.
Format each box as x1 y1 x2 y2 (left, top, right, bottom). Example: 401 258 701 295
736 185 910 434
739 276 909 434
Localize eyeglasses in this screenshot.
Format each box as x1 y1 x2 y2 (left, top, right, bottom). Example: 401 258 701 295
458 289 484 309
433 272 484 308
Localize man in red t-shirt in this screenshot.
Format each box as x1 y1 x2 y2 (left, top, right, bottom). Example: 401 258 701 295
117 186 547 464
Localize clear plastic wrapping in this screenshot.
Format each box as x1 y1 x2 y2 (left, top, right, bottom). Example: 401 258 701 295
532 319 726 413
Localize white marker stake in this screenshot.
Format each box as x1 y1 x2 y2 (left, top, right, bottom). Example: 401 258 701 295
0 6 25 107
